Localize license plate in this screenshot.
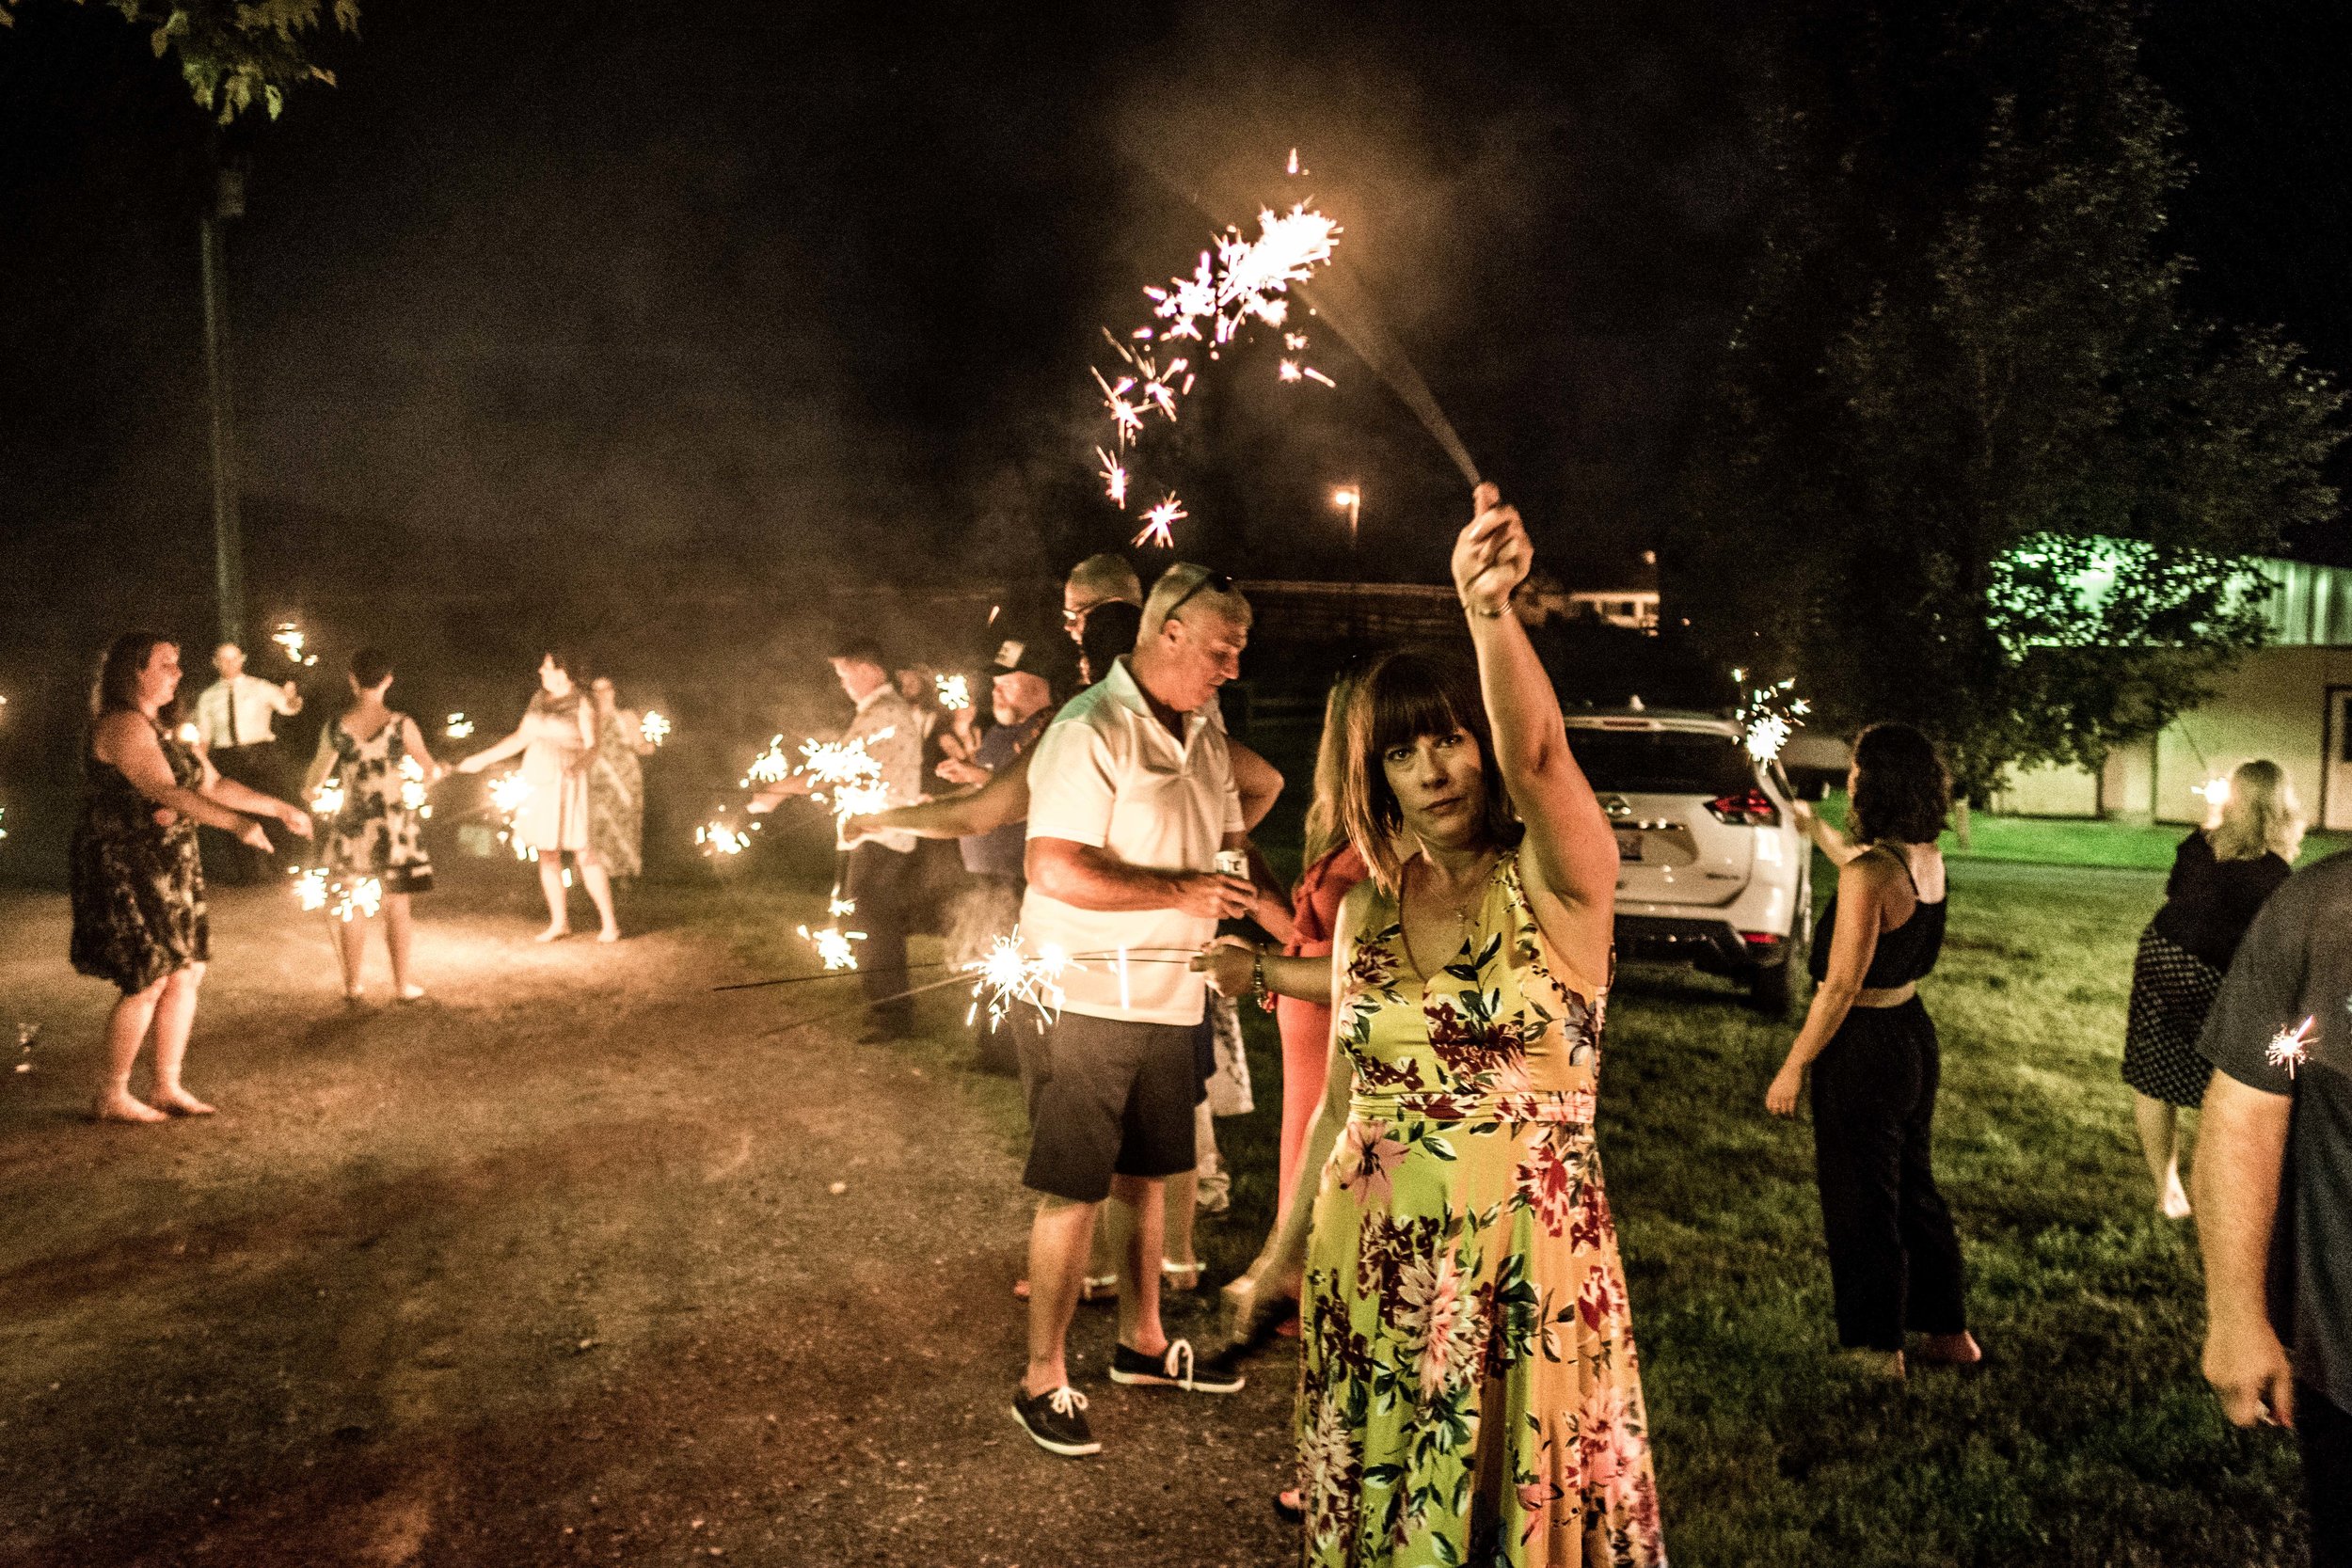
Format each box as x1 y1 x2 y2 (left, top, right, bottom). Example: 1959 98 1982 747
1614 831 1644 863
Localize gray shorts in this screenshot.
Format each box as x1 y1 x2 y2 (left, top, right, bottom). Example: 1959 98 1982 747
1021 1011 1200 1203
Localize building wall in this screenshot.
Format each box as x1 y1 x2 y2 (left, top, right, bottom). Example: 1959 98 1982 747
1991 645 2352 825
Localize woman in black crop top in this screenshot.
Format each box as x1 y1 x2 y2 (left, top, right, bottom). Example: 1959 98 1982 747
1764 723 1978 1377
2122 759 2302 1218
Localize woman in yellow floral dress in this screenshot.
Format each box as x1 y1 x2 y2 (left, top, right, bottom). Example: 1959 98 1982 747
1236 487 1664 1566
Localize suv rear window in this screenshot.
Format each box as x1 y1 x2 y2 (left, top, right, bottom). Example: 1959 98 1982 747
1567 729 1756 796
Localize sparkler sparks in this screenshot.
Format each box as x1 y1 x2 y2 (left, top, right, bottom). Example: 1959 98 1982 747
1731 671 1812 764
796 730 897 828
797 923 866 972
934 674 970 712
639 709 672 747
485 770 535 859
741 736 794 788
444 713 475 740
270 622 318 667
1134 494 1187 550
291 866 382 922
398 753 431 817
309 780 347 817
696 819 755 856
1097 447 1130 508
1089 164 1343 543
2267 1016 2315 1078
964 931 1073 1034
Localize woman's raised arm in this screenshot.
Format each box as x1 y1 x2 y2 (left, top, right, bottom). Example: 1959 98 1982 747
1451 485 1617 979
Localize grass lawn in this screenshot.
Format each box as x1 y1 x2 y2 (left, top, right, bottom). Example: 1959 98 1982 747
705 729 2309 1562
1816 791 2352 872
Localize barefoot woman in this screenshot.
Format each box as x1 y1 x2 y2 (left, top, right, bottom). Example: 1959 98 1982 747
1238 488 1664 1565
72 634 314 1122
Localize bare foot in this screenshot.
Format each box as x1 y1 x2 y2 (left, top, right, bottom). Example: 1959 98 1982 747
596 927 620 943
1836 1347 1906 1380
395 984 427 1003
1915 1331 1982 1368
153 1087 217 1117
533 925 570 943
93 1091 167 1124
2158 1180 2191 1220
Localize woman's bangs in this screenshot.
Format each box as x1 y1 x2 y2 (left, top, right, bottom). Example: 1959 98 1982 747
1366 661 1468 756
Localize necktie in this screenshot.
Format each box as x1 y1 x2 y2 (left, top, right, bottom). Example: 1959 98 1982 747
227 680 241 748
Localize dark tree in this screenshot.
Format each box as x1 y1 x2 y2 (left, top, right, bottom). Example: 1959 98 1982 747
1672 0 2344 816
0 0 357 121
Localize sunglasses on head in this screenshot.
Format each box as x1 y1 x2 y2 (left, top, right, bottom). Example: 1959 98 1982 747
1165 570 1233 621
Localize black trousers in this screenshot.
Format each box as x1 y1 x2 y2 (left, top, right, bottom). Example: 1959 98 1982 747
2308 1382 2352 1568
845 842 920 1032
199 741 290 884
1808 996 1968 1351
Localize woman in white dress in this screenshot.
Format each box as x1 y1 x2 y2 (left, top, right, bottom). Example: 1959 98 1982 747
456 650 620 942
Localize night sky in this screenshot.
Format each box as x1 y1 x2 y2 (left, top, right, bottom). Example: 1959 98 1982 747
1 0 2347 640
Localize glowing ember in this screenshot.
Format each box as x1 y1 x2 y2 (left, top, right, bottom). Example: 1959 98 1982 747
293 866 328 911
309 780 347 817
1134 494 1187 550
640 709 673 747
796 730 898 831
1732 671 1812 765
1278 359 1302 382
2267 1016 2315 1078
0 803 8 844
829 893 857 918
176 722 203 748
1287 147 1300 175
2194 776 2231 809
444 712 475 740
292 867 382 922
486 770 533 816
797 923 866 972
934 674 970 711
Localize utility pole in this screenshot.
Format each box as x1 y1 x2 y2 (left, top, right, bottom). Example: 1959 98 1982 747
200 159 246 649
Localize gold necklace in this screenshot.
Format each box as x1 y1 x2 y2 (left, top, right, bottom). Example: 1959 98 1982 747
1412 849 1496 957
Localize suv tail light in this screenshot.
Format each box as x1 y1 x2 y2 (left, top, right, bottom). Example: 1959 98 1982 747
1705 787 1782 828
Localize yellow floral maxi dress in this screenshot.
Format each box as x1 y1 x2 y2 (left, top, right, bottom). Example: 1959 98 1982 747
1297 852 1664 1567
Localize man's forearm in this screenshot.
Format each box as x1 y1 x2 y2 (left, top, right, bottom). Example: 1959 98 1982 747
1028 842 1185 911
2196 1075 2293 1331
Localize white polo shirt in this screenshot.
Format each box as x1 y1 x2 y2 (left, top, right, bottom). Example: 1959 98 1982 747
1022 657 1244 1026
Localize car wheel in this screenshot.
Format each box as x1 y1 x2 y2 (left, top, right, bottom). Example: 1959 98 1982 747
1749 954 1797 1018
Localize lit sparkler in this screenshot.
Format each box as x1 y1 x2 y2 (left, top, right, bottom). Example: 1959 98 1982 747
398 753 431 817
964 931 1074 1035
1 803 9 845
934 674 970 711
176 722 203 748
2194 776 2232 810
2267 1016 2315 1079
444 713 475 740
697 819 755 856
741 736 794 788
795 729 897 829
639 709 673 747
1134 494 1187 550
486 770 535 859
309 779 347 817
797 923 867 972
270 622 318 667
1731 670 1812 765
291 866 383 922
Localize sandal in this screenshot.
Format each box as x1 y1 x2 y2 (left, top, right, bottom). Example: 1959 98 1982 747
1010 1273 1120 1303
1161 1260 1205 1292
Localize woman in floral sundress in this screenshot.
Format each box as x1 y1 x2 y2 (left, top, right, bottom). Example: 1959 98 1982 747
305 647 444 1002
1235 487 1664 1566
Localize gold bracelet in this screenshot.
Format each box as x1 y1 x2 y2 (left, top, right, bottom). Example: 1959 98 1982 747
1251 952 1276 1013
1462 600 1507 619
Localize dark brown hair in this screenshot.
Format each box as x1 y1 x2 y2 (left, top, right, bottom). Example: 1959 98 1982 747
1848 722 1950 846
1340 651 1519 892
350 646 394 689
90 632 178 721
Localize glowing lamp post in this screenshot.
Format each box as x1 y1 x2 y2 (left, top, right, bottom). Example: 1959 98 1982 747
1331 484 1364 638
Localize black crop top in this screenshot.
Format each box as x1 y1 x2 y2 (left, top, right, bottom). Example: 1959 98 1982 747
1809 852 1947 987
2149 831 2290 971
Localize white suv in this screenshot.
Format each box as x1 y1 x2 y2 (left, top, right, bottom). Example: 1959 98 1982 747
1563 710 1813 1014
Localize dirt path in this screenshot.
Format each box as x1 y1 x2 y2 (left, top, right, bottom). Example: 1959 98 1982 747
0 878 1298 1567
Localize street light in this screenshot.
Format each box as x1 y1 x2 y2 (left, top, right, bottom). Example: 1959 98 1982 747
1330 484 1360 549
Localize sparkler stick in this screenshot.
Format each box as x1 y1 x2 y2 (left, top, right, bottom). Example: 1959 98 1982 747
755 972 977 1040
711 958 960 993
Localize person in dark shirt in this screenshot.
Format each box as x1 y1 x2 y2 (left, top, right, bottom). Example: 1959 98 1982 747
1767 723 1979 1378
2125 761 2301 1217
2196 846 2352 1567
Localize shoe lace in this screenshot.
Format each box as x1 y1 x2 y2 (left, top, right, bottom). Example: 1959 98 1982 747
1045 1386 1089 1418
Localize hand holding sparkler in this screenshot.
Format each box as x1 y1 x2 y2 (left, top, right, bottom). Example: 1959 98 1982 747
1452 483 1531 615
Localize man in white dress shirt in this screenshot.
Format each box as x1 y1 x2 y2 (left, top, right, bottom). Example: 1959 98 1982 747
191 642 303 882
1009 564 1263 1457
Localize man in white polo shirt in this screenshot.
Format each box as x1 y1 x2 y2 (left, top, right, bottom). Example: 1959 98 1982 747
1009 563 1263 1456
